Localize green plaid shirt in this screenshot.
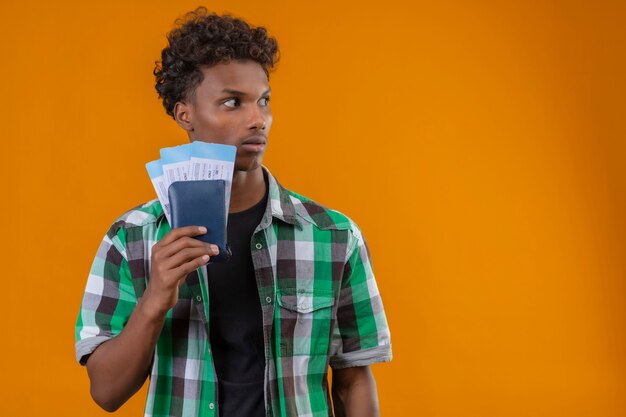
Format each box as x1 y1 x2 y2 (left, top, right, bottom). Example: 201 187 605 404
75 167 392 417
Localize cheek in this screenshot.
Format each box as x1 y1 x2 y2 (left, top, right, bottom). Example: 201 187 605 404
195 111 223 130
195 114 238 141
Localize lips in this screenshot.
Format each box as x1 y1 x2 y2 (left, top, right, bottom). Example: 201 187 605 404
241 135 267 145
240 135 267 153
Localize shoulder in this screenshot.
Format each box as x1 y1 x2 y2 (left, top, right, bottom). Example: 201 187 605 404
266 166 363 242
284 188 364 243
105 198 165 240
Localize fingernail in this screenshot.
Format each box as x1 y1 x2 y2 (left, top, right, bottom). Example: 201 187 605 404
202 255 210 262
199 226 207 233
211 245 219 253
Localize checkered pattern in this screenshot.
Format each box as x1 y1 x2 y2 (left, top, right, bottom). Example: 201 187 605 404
75 167 392 417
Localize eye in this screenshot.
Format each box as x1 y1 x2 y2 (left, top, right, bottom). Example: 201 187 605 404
223 98 240 108
259 96 270 107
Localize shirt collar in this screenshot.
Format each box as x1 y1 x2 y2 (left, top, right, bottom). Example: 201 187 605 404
261 166 302 229
155 166 302 230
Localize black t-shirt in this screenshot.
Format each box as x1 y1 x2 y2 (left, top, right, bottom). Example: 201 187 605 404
207 185 268 417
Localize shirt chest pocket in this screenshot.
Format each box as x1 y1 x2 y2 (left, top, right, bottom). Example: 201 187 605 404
275 287 336 356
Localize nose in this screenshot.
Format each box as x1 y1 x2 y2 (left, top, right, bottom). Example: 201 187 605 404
247 105 266 131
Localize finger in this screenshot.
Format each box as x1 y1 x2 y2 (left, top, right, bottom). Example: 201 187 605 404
157 236 217 260
172 254 212 281
156 226 208 247
152 236 206 265
162 246 217 271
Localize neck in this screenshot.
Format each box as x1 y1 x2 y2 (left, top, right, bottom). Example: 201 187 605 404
229 167 266 213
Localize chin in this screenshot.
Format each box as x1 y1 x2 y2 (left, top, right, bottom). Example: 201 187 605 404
234 158 263 172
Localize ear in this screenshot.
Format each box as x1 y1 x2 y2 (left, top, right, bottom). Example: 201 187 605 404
173 101 194 133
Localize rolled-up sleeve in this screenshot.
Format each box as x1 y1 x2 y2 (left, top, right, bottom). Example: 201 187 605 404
75 226 137 365
329 227 392 369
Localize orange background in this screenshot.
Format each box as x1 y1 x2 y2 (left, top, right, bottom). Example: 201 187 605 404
1 1 625 416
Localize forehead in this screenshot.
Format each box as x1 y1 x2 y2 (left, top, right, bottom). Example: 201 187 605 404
196 60 269 95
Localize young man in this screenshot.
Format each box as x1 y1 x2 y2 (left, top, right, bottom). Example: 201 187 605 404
75 8 391 417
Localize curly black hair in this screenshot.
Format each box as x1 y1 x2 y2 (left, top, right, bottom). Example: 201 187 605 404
154 7 280 119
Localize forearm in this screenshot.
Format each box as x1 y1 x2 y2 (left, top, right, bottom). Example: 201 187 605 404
82 226 216 411
86 295 167 412
331 366 380 417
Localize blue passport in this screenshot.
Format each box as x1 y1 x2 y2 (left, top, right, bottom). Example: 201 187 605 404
168 180 231 263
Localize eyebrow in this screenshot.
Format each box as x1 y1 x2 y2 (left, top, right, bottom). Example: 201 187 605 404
220 88 272 96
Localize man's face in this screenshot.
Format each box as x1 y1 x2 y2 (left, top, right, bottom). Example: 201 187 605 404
175 59 273 172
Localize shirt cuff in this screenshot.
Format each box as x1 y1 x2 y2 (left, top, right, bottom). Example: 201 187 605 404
75 336 111 365
329 344 393 369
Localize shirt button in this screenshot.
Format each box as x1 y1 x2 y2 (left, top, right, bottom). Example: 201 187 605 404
255 243 263 249
196 295 202 302
266 296 272 304
209 402 215 410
